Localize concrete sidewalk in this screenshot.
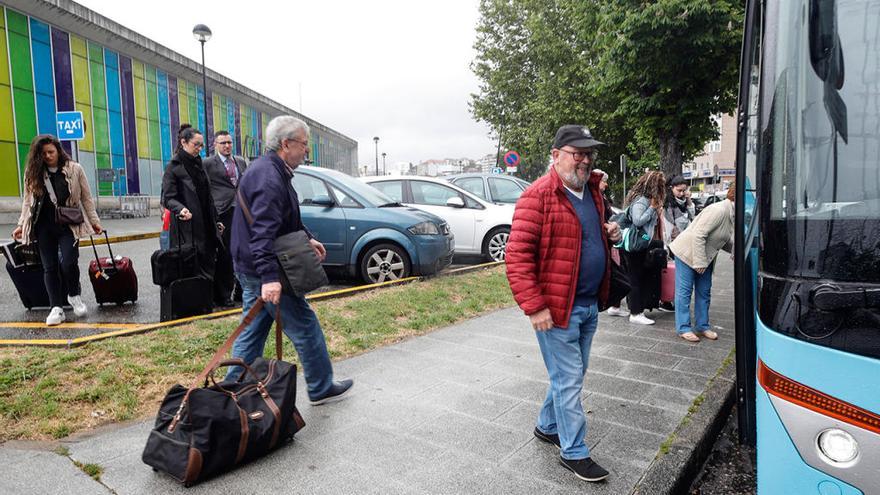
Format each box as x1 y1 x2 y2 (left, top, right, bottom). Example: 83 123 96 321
0 261 735 494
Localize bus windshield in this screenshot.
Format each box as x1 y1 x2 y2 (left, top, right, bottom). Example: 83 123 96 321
760 0 880 282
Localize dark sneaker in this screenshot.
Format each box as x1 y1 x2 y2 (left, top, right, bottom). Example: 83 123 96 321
559 457 609 482
658 302 675 312
309 379 354 406
533 427 561 449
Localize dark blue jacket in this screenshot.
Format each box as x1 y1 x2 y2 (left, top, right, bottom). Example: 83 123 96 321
231 151 312 284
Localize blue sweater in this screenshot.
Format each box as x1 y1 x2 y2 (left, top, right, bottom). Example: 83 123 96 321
565 189 606 307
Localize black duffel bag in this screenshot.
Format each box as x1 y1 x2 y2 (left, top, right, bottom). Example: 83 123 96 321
142 299 305 486
151 220 198 286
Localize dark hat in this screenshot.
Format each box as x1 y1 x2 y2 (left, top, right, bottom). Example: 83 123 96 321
552 125 605 149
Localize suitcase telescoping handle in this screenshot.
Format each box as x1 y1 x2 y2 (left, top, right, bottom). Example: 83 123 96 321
89 231 119 272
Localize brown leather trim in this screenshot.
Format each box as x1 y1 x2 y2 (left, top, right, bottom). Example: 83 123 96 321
184 447 203 484
235 405 249 464
292 407 306 433
260 390 282 449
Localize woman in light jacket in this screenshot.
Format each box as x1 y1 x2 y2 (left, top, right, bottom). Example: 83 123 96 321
621 170 666 325
12 134 102 325
668 184 735 342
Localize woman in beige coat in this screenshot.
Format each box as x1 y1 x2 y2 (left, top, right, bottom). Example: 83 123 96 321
668 184 735 342
12 134 102 326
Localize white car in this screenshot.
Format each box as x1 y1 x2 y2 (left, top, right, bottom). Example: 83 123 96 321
362 176 514 261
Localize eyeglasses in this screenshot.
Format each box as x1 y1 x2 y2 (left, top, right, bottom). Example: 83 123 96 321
191 142 204 148
215 140 233 146
559 148 597 162
286 137 309 148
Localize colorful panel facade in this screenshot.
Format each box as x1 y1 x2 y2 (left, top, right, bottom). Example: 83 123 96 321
0 5 355 198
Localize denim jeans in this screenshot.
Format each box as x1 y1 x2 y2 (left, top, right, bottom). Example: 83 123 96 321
535 304 599 460
36 220 80 308
674 257 714 334
226 272 333 400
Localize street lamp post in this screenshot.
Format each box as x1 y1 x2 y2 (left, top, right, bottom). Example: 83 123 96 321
373 136 379 176
382 152 386 176
192 24 212 150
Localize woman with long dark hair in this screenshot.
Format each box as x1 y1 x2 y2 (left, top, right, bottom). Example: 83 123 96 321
622 170 666 325
160 125 220 286
12 134 103 325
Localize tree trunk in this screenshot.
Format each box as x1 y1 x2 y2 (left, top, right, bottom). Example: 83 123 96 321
658 131 683 178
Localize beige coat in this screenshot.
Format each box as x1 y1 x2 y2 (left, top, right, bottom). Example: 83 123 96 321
669 199 734 269
17 161 101 244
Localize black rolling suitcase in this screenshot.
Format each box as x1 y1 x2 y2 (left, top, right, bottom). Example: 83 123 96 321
160 276 213 321
1 241 67 310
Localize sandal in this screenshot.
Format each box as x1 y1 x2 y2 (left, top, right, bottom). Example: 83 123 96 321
680 332 700 343
698 330 718 340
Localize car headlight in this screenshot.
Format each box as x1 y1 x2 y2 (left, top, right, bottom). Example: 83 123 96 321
408 222 440 235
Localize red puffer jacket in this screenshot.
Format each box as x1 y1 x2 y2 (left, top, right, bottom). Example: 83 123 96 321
506 167 611 328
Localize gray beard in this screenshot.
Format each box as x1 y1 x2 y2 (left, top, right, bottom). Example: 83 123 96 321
559 169 586 190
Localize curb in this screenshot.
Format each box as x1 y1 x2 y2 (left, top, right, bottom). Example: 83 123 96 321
0 260 505 348
631 352 737 495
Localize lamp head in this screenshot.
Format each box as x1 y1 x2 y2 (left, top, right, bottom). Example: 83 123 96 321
192 24 212 43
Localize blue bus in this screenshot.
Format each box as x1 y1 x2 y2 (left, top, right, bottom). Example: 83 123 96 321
735 0 880 493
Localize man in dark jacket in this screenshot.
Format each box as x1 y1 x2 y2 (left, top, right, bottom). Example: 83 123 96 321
506 125 621 482
204 130 247 307
226 115 353 405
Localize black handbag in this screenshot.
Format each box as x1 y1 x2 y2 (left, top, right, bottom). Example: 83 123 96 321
151 221 198 286
142 299 305 486
237 189 328 296
643 244 668 270
43 174 84 225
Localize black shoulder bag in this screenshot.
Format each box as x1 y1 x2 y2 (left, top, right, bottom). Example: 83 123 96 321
43 173 84 225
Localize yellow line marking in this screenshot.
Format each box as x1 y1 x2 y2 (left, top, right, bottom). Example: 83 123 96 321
77 232 161 249
0 261 504 347
0 322 141 329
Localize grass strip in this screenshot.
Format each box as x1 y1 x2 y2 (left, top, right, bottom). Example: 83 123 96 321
0 266 514 442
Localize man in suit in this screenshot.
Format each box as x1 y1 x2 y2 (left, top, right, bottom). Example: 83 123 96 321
204 130 247 307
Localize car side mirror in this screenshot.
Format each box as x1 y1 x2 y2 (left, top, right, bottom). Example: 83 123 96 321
311 195 335 207
446 197 465 208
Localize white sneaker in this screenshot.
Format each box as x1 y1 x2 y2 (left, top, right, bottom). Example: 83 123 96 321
606 306 630 317
46 307 65 326
629 313 655 325
67 295 88 317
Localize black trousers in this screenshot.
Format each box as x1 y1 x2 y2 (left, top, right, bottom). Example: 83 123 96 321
36 220 80 308
622 242 663 315
213 208 236 304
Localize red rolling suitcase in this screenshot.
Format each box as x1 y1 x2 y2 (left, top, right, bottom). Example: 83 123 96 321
88 231 138 306
661 260 676 303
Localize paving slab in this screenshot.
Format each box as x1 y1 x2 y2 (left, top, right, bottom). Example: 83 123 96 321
1 259 736 493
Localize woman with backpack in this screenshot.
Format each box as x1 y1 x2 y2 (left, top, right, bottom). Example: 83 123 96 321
620 170 666 325
12 134 103 325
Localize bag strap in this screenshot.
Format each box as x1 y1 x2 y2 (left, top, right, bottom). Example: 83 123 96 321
43 173 59 206
169 299 283 432
236 189 254 226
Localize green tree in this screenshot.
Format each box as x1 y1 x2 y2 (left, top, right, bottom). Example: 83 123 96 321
594 0 743 178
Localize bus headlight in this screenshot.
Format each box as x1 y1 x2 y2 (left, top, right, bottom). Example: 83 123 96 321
817 429 859 465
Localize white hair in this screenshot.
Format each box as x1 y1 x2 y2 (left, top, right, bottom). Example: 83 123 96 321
265 115 310 151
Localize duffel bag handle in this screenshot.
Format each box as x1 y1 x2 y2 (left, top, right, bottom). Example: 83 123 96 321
205 358 261 387
169 299 283 432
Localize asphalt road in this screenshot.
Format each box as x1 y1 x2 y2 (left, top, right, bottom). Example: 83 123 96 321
0 237 485 341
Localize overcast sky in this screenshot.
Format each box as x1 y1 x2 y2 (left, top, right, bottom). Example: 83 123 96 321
75 0 497 169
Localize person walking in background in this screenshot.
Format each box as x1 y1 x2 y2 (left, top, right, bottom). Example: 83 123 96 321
161 124 221 287
658 175 695 312
668 184 735 342
227 115 353 406
507 125 621 483
621 170 666 325
12 134 103 325
204 130 247 307
594 168 628 317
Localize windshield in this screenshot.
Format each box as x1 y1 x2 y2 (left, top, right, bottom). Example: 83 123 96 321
760 0 880 282
763 0 880 221
306 167 395 207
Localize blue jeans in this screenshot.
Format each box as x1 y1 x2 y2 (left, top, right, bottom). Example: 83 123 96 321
535 304 599 460
674 257 714 334
226 272 333 400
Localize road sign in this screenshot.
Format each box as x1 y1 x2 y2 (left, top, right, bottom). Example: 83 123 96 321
503 150 520 167
492 167 503 175
56 111 85 140
506 167 518 173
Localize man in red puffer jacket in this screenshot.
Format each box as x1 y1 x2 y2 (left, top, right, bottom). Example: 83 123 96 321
506 125 621 483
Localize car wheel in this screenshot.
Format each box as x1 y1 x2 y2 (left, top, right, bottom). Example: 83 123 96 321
359 243 412 284
482 227 510 262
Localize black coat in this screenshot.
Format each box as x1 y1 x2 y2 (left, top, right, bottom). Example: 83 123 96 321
161 153 220 252
203 153 247 215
